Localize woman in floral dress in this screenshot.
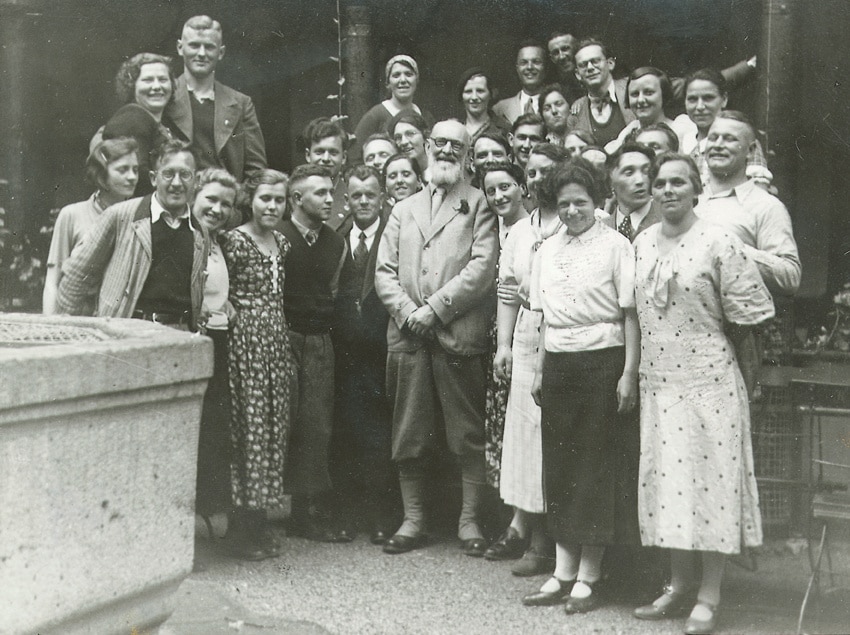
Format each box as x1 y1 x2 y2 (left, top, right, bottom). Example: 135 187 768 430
223 169 292 561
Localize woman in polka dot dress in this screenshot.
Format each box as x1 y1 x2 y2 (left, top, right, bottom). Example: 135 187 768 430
632 154 774 634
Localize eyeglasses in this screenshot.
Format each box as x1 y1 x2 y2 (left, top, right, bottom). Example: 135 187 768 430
158 168 194 182
430 137 465 153
576 57 607 71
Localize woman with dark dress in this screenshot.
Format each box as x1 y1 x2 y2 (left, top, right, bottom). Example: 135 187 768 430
352 54 432 160
191 168 240 541
222 169 293 560
524 159 640 614
101 53 176 194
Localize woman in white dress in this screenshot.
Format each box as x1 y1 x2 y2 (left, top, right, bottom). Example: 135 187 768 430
632 154 774 634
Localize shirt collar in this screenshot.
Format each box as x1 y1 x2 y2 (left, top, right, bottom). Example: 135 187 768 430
560 218 602 244
290 215 321 241
187 83 215 103
151 194 194 228
705 178 757 203
617 199 652 228
350 216 380 240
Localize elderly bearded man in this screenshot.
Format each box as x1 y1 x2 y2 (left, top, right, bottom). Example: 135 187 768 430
375 120 498 556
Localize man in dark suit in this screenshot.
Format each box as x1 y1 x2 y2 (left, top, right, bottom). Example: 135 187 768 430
331 164 398 544
493 41 548 125
602 143 660 241
375 120 499 557
166 15 266 181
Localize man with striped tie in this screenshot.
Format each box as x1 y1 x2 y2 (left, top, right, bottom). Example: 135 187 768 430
602 143 660 242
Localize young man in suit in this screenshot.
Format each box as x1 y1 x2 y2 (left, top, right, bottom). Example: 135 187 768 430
603 143 660 241
493 41 548 125
331 164 398 544
375 120 499 557
166 15 266 181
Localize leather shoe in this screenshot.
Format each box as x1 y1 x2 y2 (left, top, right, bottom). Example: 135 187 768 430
370 528 390 545
511 547 555 577
383 533 428 554
521 577 574 606
634 584 692 620
684 602 718 635
462 537 488 557
564 580 601 614
484 527 528 561
288 517 350 544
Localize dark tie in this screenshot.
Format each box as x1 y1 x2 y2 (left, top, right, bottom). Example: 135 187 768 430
589 93 611 116
524 97 535 114
618 214 633 241
305 229 319 247
353 231 368 263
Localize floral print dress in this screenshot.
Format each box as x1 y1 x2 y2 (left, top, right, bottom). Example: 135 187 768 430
224 229 293 510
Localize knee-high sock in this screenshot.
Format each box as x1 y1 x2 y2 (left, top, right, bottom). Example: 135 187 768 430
396 459 426 537
458 453 486 540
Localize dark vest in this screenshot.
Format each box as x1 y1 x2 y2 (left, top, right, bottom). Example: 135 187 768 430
190 93 218 170
135 216 194 315
590 104 628 147
281 220 345 334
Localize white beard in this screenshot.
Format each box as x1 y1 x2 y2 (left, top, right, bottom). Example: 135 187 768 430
429 159 462 187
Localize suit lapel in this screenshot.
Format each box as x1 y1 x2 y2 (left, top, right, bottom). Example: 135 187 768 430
131 196 153 260
409 188 432 239
361 216 387 301
214 82 239 154
169 76 193 141
426 185 462 243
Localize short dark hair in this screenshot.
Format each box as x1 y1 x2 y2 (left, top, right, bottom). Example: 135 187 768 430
114 53 176 105
537 84 568 118
606 141 655 173
289 163 333 192
517 39 546 55
473 130 511 157
541 157 607 209
529 142 569 164
625 67 674 113
86 136 139 190
344 163 381 185
153 139 194 169
547 31 576 47
649 152 703 197
300 117 349 152
511 113 545 135
631 122 680 152
387 110 430 138
456 67 498 105
363 132 394 147
684 68 727 96
382 153 423 188
479 162 526 189
574 37 612 61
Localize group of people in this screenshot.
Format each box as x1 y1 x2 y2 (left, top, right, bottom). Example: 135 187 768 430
41 15 803 635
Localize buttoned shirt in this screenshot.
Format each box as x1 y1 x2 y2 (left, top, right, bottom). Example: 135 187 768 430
348 216 380 254
530 221 635 352
697 179 800 294
616 200 652 235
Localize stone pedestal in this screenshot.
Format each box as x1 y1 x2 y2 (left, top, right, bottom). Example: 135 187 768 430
0 314 213 635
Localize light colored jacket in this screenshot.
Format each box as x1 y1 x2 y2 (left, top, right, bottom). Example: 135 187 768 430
57 195 208 328
375 182 498 355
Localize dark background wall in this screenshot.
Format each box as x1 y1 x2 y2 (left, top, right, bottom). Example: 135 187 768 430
0 0 847 302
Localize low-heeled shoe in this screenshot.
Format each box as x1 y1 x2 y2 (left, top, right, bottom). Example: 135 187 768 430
462 537 488 557
383 533 428 554
370 528 390 545
484 527 528 561
521 577 575 606
288 517 350 544
634 584 692 620
511 547 555 577
564 581 601 614
684 602 718 635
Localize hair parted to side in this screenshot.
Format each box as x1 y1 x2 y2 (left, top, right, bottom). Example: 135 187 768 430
86 136 139 190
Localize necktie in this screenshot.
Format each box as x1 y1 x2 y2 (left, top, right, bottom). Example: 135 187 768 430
353 231 368 263
589 93 611 117
305 229 318 247
618 214 633 241
524 96 535 114
431 187 445 221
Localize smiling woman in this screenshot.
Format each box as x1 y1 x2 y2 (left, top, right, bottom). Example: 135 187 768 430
101 53 176 195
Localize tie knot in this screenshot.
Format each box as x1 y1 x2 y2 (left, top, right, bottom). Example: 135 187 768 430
305 229 319 246
359 231 367 241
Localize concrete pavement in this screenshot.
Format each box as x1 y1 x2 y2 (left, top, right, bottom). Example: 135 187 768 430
160 517 850 635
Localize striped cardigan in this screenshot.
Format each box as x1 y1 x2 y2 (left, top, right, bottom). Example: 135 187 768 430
56 195 209 329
